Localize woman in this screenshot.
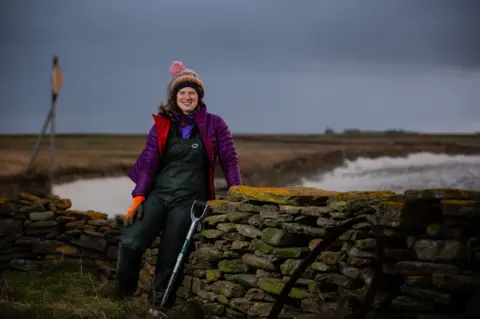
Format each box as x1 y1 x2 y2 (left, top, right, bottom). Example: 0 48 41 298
115 61 243 310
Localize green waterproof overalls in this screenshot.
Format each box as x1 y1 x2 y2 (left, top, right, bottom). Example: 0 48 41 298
115 121 209 308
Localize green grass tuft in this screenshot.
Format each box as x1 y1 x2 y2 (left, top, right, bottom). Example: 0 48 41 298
0 263 202 319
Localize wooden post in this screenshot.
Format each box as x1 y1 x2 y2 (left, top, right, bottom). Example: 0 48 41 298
49 56 62 197
49 88 57 197
27 108 53 172
26 56 63 198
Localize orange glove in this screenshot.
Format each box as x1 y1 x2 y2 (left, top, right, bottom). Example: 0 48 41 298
124 196 145 227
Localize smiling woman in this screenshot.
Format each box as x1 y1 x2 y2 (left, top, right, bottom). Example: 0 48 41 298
114 60 243 314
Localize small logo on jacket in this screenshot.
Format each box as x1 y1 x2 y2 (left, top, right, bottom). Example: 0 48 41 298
192 143 199 149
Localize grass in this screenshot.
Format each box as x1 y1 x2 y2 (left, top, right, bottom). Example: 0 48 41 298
0 262 202 319
1 132 479 178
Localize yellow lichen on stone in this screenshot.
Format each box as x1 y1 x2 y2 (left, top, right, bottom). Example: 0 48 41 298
208 199 230 214
441 199 475 205
149 268 156 277
53 198 72 210
84 225 96 232
55 209 107 220
426 224 442 233
99 226 112 232
382 229 399 237
308 239 322 251
20 192 42 201
228 186 338 206
55 210 83 216
140 268 152 281
55 245 78 256
208 199 228 207
378 201 405 208
138 268 153 291
404 188 480 200
38 198 51 205
441 199 480 218
65 220 86 229
85 211 108 220
329 191 397 202
206 269 222 282
44 254 61 260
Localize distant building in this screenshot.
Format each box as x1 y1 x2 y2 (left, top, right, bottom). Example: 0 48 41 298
324 127 335 135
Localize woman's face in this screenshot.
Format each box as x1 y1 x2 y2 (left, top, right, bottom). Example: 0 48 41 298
176 87 199 114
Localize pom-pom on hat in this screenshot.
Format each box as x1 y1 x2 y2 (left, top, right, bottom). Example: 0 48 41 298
168 61 204 99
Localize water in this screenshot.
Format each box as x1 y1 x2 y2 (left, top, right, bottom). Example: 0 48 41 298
302 152 480 193
53 178 226 217
53 177 136 217
54 152 480 217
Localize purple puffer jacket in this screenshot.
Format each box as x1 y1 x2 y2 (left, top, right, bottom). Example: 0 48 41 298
127 106 242 199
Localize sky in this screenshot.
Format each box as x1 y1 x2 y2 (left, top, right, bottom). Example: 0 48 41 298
1 0 479 134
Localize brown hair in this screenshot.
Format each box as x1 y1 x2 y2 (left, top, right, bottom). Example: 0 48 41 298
157 96 177 117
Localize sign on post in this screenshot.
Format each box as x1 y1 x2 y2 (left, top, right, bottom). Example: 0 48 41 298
52 56 63 100
27 56 63 197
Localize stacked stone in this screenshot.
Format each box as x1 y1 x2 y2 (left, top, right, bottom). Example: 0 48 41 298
3 187 480 318
176 186 397 319
372 189 480 318
0 192 120 279
139 238 162 292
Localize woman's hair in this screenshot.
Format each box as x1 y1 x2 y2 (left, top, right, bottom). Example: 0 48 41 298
157 96 177 117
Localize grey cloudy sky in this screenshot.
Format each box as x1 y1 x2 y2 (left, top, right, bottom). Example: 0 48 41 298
1 0 479 134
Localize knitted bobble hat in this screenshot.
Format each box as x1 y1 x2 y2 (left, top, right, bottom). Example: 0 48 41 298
168 61 204 99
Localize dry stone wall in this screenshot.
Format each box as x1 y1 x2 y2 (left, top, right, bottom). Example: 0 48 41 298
0 193 121 278
1 187 480 319
176 187 480 319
